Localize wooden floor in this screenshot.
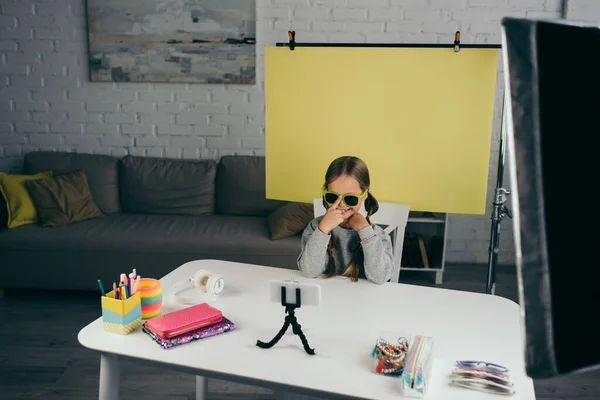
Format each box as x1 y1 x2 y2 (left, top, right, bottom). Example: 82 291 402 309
1 264 598 400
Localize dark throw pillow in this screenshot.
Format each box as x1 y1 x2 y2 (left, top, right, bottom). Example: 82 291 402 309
267 202 314 240
24 169 104 227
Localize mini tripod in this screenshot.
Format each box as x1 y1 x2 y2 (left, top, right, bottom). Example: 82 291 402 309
256 286 315 355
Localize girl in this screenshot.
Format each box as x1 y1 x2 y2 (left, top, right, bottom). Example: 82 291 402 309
297 156 394 285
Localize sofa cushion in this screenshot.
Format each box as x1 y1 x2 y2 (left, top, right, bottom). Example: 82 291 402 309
0 213 302 290
0 213 301 257
216 155 287 216
119 155 217 216
23 151 121 214
0 171 53 228
267 202 314 240
24 169 104 227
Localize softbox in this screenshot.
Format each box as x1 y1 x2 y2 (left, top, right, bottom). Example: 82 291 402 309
502 17 600 379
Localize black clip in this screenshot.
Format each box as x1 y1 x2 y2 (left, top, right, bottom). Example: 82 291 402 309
288 30 296 51
454 30 460 52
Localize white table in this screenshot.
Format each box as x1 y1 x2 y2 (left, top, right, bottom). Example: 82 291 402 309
78 259 536 399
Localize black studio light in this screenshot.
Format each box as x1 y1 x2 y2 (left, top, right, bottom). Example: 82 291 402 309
501 17 600 379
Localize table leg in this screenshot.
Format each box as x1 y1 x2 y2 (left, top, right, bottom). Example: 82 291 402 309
99 353 120 400
196 376 207 400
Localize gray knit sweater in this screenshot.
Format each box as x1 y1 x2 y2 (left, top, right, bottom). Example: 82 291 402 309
297 216 394 285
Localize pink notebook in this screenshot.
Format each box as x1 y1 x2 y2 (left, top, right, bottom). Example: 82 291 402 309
143 317 236 349
144 303 222 339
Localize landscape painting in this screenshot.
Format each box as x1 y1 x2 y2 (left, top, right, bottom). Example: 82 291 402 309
85 0 256 84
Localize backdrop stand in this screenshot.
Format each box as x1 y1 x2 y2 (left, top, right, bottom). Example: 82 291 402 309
485 94 512 295
274 32 504 293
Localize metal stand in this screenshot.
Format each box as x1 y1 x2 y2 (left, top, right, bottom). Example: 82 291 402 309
256 287 316 355
485 94 512 295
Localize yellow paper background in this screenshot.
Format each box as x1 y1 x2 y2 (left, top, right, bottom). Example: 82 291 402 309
265 46 499 214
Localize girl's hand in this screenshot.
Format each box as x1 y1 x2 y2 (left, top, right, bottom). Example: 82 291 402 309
318 196 354 234
348 213 370 231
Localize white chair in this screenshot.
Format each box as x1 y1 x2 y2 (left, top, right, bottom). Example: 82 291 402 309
312 198 410 283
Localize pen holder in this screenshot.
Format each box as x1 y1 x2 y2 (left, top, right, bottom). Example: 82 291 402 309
137 278 162 319
101 291 142 335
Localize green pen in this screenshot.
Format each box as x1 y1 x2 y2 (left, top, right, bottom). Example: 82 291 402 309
97 279 106 296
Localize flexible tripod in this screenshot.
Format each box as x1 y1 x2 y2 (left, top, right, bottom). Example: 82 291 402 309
256 287 315 355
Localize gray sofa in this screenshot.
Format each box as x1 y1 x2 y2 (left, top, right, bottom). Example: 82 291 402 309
0 151 304 291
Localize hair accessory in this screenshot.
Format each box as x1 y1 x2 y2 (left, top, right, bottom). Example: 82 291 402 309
450 360 515 396
372 336 410 376
171 269 225 305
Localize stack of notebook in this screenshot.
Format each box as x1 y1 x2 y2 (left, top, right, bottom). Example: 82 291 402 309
142 303 235 349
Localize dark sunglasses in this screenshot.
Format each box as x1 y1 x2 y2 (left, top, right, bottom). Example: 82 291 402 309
322 190 367 207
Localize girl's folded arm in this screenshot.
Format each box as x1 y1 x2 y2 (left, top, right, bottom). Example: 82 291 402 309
297 218 331 278
359 225 394 285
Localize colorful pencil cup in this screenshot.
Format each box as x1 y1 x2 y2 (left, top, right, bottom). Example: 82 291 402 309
137 278 162 319
101 291 142 335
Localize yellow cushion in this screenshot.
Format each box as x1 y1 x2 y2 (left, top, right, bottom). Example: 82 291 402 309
0 171 53 228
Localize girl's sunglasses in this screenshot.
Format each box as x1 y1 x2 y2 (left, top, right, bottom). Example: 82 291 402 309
322 190 368 207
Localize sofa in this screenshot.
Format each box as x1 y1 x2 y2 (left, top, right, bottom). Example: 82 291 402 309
0 151 312 292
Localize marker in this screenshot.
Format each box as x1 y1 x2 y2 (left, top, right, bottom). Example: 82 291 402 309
454 31 460 52
132 275 141 293
97 279 106 296
129 273 135 294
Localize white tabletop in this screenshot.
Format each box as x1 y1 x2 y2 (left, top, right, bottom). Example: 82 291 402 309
78 259 536 399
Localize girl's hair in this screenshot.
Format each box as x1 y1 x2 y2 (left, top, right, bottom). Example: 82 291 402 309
322 156 379 282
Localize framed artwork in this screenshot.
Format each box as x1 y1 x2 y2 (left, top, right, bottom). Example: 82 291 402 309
85 0 256 84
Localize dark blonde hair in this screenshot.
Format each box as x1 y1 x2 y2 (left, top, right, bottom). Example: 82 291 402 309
322 156 379 282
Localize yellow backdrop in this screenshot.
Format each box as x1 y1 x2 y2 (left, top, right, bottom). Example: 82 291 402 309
265 46 499 214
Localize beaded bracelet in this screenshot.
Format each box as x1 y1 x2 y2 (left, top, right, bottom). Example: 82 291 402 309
360 233 377 244
373 337 409 375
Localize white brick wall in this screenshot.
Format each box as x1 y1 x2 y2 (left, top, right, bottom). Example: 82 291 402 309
0 0 594 265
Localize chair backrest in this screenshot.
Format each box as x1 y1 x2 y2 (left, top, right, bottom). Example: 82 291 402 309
313 198 410 283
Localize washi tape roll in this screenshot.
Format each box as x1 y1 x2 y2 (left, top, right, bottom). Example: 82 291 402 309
137 278 162 319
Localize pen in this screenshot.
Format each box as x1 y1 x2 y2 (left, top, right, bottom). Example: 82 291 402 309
97 279 106 296
133 275 141 293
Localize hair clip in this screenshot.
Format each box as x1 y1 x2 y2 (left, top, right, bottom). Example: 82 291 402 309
450 376 516 396
452 368 513 384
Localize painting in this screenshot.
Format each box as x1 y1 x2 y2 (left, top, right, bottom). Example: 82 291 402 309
85 0 256 84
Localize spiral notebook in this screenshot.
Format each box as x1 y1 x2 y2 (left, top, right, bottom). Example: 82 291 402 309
142 316 236 349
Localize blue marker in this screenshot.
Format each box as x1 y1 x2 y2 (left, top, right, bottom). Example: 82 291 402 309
97 279 106 296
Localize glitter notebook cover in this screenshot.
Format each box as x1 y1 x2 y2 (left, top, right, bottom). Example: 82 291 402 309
142 316 236 349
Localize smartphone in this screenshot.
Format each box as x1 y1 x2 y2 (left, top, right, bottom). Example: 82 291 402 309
269 279 321 307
